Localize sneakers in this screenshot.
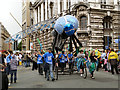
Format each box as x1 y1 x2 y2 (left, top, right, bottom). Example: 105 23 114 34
91 77 95 79
52 78 55 81
8 83 11 86
47 79 49 81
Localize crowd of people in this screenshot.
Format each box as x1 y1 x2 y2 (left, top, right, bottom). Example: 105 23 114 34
0 47 120 90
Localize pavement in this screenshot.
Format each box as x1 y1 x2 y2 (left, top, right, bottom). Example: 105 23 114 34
8 64 119 88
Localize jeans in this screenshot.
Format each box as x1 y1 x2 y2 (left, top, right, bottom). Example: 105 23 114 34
28 59 31 66
46 64 54 80
96 58 101 71
60 63 65 72
111 64 119 74
10 70 17 83
104 64 107 71
24 61 27 67
69 62 74 73
107 62 111 71
38 64 43 74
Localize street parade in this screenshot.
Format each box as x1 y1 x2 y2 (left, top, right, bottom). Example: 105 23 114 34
0 0 120 89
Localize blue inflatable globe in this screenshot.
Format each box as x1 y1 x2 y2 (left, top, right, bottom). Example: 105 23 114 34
54 15 79 36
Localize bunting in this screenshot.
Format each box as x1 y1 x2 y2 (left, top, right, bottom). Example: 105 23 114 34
4 18 56 43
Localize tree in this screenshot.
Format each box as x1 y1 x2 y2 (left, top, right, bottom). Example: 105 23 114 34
17 41 22 51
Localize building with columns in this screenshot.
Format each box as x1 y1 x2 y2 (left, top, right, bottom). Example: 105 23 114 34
22 0 31 51
23 0 120 52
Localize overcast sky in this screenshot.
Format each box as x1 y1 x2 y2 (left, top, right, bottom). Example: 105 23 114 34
0 0 22 36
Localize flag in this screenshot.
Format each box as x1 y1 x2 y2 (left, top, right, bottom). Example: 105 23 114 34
19 36 21 39
47 25 50 29
35 24 38 26
16 34 19 39
40 28 43 31
44 24 47 28
11 38 15 41
38 27 41 30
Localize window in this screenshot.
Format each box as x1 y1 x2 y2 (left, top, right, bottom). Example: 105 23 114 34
60 1 63 12
103 16 112 29
80 16 87 30
101 0 106 4
43 2 45 21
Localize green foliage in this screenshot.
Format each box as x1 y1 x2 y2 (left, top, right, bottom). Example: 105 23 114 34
17 41 22 51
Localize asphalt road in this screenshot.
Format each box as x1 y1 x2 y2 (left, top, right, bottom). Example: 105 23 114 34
8 65 119 88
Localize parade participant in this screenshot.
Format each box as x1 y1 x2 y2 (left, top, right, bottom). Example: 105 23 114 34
89 51 97 79
43 48 55 81
37 51 43 75
32 53 38 71
104 56 108 71
59 51 66 74
9 54 17 83
6 51 13 75
65 53 68 68
108 49 119 75
77 50 86 76
67 51 74 74
19 53 22 66
95 48 101 71
107 49 111 72
15 52 19 66
23 53 28 67
85 51 89 60
27 53 31 67
101 50 106 69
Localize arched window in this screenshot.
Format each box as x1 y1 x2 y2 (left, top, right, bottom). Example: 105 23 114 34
80 16 87 30
103 16 112 29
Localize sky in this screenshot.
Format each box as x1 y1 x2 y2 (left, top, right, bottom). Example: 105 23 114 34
0 0 22 36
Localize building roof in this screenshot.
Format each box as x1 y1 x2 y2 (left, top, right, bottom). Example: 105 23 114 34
0 22 11 36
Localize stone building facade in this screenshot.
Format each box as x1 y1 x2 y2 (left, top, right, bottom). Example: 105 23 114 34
22 0 31 51
0 22 11 51
24 0 120 52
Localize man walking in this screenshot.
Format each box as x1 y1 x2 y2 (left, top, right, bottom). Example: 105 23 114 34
108 49 119 75
43 48 55 81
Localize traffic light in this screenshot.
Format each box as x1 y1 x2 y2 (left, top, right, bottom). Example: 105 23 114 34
109 36 112 45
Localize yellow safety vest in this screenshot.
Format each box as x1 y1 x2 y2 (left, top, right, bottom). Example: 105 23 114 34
108 51 119 62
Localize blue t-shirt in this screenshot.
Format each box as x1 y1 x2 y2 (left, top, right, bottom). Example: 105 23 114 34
37 54 43 64
6 54 12 63
68 54 73 63
65 54 68 62
43 52 54 64
59 54 65 63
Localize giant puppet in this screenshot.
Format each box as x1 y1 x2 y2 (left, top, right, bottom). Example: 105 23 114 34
52 15 82 53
